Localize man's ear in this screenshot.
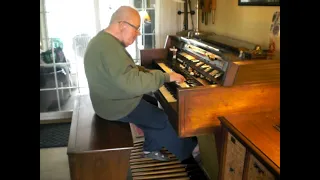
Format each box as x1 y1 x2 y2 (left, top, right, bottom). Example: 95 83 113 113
119 22 125 31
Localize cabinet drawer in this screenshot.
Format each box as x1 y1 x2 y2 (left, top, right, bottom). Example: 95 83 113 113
223 132 246 180
247 154 275 180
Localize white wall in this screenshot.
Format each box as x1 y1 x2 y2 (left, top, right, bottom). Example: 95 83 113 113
155 0 185 48
191 0 280 51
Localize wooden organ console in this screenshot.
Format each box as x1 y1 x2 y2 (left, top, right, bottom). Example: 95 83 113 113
141 35 279 138
140 34 280 180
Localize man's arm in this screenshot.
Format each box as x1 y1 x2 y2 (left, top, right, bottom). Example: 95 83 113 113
101 49 170 97
137 65 150 73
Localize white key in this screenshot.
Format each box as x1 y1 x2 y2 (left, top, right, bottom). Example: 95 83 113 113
158 62 173 73
159 86 177 103
158 62 189 88
176 82 189 88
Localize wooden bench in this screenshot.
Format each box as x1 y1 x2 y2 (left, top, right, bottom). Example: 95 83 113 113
67 95 133 180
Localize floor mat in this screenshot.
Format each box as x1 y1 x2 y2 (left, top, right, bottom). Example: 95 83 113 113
40 123 71 148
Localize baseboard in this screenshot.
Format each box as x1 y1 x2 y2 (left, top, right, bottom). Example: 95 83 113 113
40 111 73 124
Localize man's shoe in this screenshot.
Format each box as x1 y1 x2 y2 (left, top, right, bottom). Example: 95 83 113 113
143 151 170 161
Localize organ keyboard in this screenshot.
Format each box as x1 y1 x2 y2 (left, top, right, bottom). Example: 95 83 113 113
159 85 176 103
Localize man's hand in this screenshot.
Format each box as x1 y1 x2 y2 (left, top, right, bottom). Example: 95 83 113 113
168 72 186 83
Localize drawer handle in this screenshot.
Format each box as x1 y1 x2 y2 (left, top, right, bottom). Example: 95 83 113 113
254 163 265 174
229 167 235 172
231 136 236 144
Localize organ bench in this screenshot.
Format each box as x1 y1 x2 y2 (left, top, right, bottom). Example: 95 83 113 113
67 95 134 180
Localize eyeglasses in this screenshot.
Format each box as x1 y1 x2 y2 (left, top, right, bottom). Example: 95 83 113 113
119 21 140 32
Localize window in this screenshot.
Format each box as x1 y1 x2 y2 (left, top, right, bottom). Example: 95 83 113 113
98 0 157 65
40 0 95 119
40 0 157 120
133 0 156 64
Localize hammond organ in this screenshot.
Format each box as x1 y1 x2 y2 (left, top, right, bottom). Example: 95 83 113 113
140 35 280 180
140 35 280 139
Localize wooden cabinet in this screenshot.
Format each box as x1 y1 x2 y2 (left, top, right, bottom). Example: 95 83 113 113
218 110 280 180
246 154 275 180
222 132 246 180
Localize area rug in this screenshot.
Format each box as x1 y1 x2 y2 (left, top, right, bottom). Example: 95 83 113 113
40 122 71 148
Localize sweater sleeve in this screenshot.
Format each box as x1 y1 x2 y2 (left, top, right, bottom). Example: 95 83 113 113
101 48 170 97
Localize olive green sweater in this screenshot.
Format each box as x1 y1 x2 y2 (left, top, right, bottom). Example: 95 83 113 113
84 30 170 120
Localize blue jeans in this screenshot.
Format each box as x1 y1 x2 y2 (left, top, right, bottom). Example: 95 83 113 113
119 96 197 161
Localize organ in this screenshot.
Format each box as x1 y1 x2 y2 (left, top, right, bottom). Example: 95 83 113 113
140 34 280 180
141 34 280 138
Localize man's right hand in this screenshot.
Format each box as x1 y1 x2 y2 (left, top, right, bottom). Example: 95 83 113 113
168 72 186 83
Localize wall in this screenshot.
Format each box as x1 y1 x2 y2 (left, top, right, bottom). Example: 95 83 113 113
190 0 280 51
155 0 184 48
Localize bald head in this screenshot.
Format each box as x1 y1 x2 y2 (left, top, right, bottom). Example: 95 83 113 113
110 6 140 25
105 6 141 47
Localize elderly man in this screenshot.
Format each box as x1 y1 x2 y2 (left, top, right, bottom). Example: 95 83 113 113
84 6 198 162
